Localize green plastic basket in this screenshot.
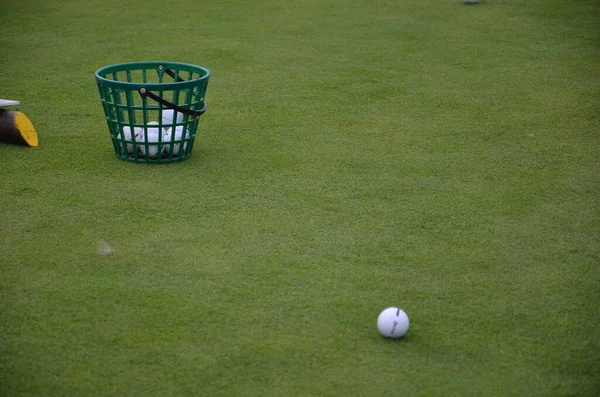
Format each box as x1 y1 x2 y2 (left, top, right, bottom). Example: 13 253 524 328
95 61 210 164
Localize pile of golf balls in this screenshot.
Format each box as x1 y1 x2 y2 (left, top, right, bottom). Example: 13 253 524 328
119 110 189 158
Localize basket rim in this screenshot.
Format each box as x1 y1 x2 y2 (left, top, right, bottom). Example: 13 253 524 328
95 61 210 90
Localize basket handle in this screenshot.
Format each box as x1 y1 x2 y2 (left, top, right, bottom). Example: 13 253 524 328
165 68 184 82
138 86 207 117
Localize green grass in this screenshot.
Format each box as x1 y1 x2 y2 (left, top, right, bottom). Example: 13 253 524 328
1 0 599 395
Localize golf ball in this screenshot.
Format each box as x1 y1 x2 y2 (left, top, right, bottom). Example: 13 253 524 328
377 307 410 338
161 109 184 127
163 126 188 155
139 122 162 158
121 125 142 154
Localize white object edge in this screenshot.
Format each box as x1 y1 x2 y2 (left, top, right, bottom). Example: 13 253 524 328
0 99 20 107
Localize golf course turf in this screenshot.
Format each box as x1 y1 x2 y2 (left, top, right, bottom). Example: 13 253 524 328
1 0 599 395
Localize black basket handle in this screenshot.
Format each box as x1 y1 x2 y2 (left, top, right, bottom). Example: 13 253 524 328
138 67 207 117
164 68 184 82
138 87 207 117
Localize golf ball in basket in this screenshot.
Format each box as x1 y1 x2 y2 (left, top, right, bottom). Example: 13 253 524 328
139 122 161 158
377 307 409 338
163 126 188 155
161 109 184 126
121 126 142 154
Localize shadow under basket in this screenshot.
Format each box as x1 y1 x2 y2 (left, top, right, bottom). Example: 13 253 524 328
95 61 210 164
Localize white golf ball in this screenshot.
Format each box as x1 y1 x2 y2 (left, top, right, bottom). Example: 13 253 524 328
161 127 172 154
163 126 188 155
139 122 161 158
121 126 143 154
377 307 410 338
161 109 184 127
